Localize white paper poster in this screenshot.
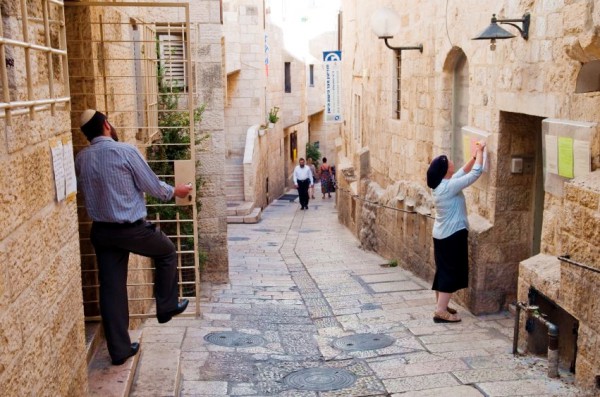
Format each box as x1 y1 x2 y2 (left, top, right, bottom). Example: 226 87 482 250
62 139 77 198
544 135 558 174
573 139 591 177
51 140 66 201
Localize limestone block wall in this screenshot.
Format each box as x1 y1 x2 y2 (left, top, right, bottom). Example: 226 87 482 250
0 2 87 395
558 173 600 389
338 0 600 313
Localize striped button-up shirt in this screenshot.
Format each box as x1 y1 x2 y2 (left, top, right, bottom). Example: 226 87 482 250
75 136 174 223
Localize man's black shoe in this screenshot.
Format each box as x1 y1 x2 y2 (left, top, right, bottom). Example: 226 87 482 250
157 299 189 324
111 342 140 366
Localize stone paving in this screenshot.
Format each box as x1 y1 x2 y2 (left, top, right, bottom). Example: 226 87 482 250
137 195 588 396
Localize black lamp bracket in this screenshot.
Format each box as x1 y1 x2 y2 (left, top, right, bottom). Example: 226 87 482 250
381 37 423 53
495 13 530 40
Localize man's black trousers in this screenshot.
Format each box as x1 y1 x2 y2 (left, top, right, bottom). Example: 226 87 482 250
90 221 179 362
297 179 311 208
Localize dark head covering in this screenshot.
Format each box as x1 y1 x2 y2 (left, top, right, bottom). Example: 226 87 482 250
427 155 449 189
80 109 107 141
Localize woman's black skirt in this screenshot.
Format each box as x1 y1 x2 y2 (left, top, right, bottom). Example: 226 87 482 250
432 228 469 293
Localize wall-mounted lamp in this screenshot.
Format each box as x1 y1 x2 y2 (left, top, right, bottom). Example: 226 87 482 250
473 13 530 50
370 8 423 53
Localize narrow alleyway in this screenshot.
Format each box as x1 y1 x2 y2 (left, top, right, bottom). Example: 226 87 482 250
132 194 584 396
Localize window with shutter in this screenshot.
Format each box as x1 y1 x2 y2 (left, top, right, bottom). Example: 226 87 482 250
157 30 186 90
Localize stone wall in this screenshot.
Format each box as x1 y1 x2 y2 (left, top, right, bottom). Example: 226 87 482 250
0 1 87 395
338 0 600 391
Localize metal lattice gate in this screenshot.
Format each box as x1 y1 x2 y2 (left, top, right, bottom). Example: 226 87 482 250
64 2 200 320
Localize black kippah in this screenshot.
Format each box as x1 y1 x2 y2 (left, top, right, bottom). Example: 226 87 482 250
427 155 449 189
80 110 107 141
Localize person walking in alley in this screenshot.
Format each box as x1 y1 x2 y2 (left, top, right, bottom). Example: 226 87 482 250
293 157 314 210
320 157 333 198
426 141 486 323
75 109 192 365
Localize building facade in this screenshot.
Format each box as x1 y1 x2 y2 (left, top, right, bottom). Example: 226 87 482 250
337 0 600 391
0 0 227 392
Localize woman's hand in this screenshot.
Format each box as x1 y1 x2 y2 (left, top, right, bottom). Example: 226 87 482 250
477 141 486 153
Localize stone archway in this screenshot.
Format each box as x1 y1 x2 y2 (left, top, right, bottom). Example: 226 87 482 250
434 47 469 161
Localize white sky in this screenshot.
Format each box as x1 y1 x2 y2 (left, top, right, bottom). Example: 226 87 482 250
268 0 341 60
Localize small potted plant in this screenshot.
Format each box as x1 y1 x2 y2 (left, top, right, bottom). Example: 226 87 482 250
267 106 279 128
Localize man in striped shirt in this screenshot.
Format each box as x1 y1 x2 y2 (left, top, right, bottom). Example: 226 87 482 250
75 109 192 365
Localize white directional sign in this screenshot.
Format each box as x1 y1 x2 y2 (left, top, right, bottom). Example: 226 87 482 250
323 51 343 123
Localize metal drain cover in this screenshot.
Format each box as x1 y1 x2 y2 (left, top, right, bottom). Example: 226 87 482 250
228 237 250 241
360 303 382 311
283 367 356 391
332 333 395 351
204 331 265 347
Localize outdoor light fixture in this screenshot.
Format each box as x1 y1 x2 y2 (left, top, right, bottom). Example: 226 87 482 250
473 13 530 51
370 7 423 53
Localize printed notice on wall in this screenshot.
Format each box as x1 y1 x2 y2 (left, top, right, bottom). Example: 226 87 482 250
557 136 574 179
50 139 66 201
544 135 558 174
573 139 591 177
62 138 77 200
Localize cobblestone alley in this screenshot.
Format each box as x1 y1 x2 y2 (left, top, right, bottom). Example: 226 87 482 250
132 195 587 396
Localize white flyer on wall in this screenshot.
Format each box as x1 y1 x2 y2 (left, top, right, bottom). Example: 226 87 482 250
323 51 343 123
50 139 66 201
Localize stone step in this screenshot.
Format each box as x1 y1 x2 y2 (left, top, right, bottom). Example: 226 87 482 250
129 325 184 397
85 322 104 365
226 194 245 202
88 330 143 397
226 207 262 224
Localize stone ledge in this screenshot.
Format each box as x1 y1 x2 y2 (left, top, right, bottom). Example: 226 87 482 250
243 207 262 223
518 253 561 302
88 330 142 397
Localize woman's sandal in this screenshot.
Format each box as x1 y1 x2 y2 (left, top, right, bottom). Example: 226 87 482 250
447 306 457 315
433 310 461 323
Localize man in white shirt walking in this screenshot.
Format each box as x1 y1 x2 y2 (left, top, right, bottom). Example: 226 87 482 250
293 158 314 210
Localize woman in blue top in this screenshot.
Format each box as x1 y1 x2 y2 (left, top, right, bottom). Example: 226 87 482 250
426 142 486 323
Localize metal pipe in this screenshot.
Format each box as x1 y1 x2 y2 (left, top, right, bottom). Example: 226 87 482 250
513 302 521 354
558 255 600 274
514 301 559 378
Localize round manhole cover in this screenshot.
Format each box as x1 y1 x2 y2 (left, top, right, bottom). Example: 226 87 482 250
203 331 265 347
283 367 356 391
228 237 250 241
332 333 395 351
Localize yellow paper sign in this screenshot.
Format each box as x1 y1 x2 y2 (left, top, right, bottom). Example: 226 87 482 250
558 136 574 178
462 135 471 163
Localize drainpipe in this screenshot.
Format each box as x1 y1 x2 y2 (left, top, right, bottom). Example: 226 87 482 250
513 301 559 378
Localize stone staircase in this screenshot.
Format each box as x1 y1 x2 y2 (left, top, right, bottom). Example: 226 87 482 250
227 200 262 224
86 324 143 397
225 163 244 202
86 317 186 396
225 160 262 224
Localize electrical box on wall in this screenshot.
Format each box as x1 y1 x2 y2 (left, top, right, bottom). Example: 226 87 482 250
511 157 535 174
511 157 523 174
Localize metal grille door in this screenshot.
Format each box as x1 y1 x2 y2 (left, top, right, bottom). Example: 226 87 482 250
65 2 200 320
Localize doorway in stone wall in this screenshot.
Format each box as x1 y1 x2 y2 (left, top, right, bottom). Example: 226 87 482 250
498 112 546 258
64 2 201 323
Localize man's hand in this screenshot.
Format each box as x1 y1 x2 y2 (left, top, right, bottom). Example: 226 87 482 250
294 184 298 189
174 183 193 198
